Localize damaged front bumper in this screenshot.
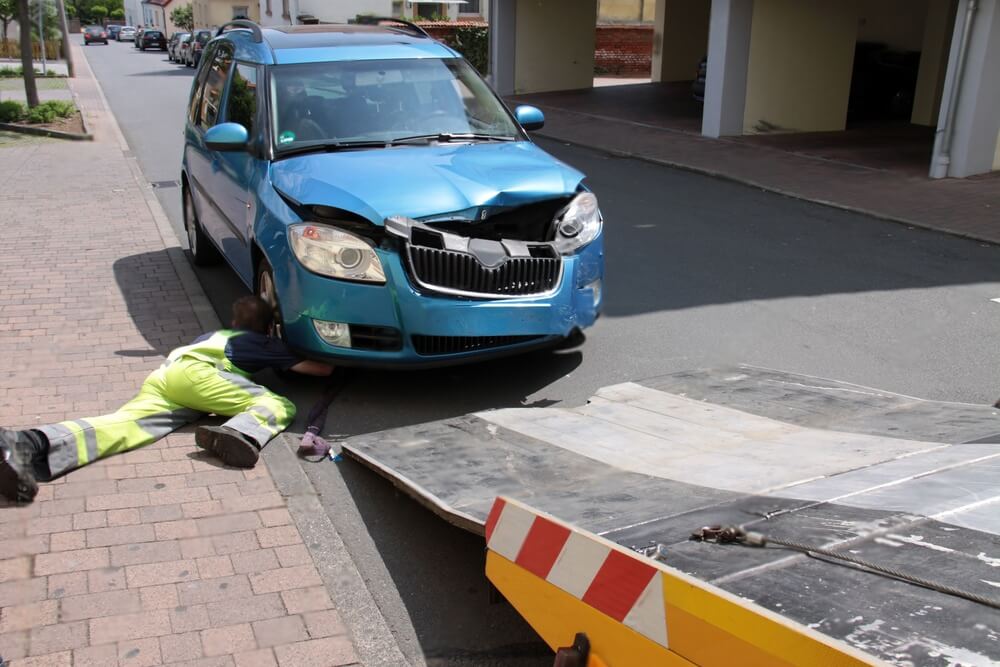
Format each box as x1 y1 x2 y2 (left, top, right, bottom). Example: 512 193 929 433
277 214 604 367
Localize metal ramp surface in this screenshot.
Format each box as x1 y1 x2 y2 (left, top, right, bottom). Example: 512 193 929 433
341 366 1000 665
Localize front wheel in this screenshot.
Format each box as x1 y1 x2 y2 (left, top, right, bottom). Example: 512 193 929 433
184 187 221 266
256 260 286 340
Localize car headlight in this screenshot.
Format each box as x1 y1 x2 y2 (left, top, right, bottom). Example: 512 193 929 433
553 193 602 255
288 224 386 283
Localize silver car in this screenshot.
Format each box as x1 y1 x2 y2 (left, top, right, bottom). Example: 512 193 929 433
118 26 136 41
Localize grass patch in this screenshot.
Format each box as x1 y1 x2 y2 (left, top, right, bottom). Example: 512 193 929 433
0 66 66 78
0 99 76 124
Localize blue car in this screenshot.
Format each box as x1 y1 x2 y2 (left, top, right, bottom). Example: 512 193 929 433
182 19 604 367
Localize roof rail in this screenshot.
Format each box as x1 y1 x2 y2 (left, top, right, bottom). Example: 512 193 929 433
353 16 430 39
216 19 263 43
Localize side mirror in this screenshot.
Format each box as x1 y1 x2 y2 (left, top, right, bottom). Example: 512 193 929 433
514 105 545 131
204 122 249 151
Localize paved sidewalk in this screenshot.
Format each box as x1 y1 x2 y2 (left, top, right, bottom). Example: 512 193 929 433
0 45 362 667
514 97 1000 245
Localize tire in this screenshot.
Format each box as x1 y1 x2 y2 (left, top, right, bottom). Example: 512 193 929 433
256 260 286 340
184 187 221 266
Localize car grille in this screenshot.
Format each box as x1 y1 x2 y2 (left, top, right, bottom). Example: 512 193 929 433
407 246 561 297
412 334 545 356
350 325 402 352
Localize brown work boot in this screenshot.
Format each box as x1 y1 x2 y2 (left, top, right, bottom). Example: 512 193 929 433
195 425 260 469
0 428 39 504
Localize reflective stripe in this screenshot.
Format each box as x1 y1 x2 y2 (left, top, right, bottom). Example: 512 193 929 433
72 419 99 465
37 422 80 479
249 404 278 430
224 412 275 446
217 370 266 397
136 408 202 439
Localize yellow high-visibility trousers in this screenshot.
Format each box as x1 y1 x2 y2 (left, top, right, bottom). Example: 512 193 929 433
37 357 296 479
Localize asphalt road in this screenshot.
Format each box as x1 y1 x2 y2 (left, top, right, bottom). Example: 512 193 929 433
83 38 1000 665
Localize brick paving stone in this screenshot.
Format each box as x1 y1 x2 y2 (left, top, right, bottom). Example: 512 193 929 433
27 620 88 656
0 556 31 583
73 644 119 667
164 657 235 667
211 532 260 555
201 624 256 657
177 575 253 606
251 616 308 648
117 637 164 666
179 538 217 559
230 549 279 575
256 509 292 528
141 584 181 611
279 587 332 615
303 610 348 639
87 565 128 593
88 523 156 547
0 630 28 661
90 609 172 645
196 555 235 579
156 520 201 541
234 649 277 667
47 572 88 599
254 526 300 549
107 508 143 526
126 559 199 588
60 589 141 621
272 545 311 569
160 631 206 663
49 531 87 552
14 650 73 666
34 547 108 575
273 637 358 666
72 511 108 530
112 540 183 567
0 600 58 633
250 565 322 596
206 594 286 627
169 605 212 634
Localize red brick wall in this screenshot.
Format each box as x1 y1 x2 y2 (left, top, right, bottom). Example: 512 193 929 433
595 24 653 77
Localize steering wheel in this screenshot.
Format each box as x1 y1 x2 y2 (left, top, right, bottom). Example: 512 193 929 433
296 118 326 142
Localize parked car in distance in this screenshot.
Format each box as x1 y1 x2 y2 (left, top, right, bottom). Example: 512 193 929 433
177 33 194 64
168 32 190 61
139 29 167 51
186 29 213 67
107 24 123 40
118 26 136 41
182 21 603 367
83 25 108 45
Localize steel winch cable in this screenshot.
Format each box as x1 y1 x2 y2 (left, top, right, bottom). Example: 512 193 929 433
687 525 1000 611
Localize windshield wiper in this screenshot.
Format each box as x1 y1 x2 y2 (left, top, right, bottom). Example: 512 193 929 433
274 140 388 159
389 133 517 145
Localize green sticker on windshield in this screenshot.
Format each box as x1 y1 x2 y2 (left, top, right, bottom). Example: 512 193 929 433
278 131 295 144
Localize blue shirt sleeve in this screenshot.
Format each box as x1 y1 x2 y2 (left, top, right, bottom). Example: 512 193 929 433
224 331 301 374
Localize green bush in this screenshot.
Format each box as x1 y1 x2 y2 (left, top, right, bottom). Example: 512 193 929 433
0 100 26 122
23 100 76 124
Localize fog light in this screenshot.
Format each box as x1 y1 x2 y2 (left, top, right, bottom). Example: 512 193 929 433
585 279 602 307
313 320 352 348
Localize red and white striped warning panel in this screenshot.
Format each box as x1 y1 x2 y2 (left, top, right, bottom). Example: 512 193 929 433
485 497 668 648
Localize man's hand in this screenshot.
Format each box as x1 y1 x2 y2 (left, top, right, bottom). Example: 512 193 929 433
290 360 335 377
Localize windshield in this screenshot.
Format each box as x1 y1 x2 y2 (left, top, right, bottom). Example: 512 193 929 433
269 58 521 151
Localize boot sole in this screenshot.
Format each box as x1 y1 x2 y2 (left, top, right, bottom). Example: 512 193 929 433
196 427 259 469
0 457 38 504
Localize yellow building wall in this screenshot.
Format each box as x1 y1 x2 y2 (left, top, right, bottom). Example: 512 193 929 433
162 0 191 36
912 0 957 126
743 0 859 134
514 0 597 94
193 0 258 29
599 0 655 22
652 0 709 82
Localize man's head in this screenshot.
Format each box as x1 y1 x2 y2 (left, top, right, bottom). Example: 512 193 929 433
231 296 274 334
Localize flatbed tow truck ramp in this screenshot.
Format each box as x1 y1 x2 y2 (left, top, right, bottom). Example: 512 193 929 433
341 366 1000 666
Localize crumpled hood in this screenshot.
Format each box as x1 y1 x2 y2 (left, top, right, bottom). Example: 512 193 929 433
269 141 585 224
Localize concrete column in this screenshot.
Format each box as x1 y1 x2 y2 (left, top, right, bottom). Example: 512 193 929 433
913 0 959 126
512 0 597 94
651 0 711 83
488 0 516 95
742 0 858 134
701 0 753 137
932 0 1000 177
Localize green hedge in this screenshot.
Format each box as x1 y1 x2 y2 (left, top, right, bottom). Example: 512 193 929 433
0 100 76 124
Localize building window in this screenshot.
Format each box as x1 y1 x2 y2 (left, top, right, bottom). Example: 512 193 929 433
460 0 480 14
232 5 248 18
391 1 403 16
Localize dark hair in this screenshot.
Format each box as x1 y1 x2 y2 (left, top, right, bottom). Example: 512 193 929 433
231 296 274 334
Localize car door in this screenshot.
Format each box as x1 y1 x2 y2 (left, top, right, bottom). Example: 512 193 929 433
186 44 244 277
210 61 262 285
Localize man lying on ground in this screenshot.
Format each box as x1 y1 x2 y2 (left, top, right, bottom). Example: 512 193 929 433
1 295 333 503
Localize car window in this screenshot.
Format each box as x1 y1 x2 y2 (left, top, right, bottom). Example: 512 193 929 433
225 64 258 137
187 44 216 126
270 58 520 150
198 46 234 131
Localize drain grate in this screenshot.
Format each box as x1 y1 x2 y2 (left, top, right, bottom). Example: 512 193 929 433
150 180 180 189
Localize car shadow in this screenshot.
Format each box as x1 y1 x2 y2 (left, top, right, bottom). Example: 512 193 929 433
128 67 194 77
